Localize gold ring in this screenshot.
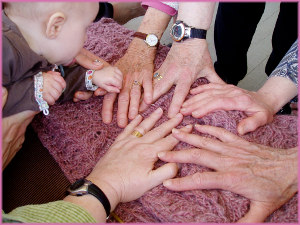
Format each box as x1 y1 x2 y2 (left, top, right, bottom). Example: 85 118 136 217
132 80 141 87
131 130 143 138
153 72 163 81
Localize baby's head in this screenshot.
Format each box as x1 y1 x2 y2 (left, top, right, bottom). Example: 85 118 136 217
4 2 99 65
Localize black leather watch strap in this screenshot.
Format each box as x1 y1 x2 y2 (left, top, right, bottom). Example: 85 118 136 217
87 181 111 217
190 28 207 39
68 178 111 217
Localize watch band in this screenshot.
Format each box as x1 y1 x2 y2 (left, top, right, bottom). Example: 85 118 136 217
132 31 159 47
133 31 147 40
68 179 111 218
190 28 207 39
88 181 111 217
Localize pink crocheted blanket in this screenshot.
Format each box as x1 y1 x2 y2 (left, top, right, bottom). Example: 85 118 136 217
31 18 298 223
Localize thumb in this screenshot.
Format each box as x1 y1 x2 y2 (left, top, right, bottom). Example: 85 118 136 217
204 69 225 84
150 163 178 188
237 112 271 135
2 87 8 108
237 201 273 223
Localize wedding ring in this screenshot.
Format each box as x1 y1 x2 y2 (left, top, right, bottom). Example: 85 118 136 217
131 130 143 138
153 72 163 81
94 59 100 63
132 80 141 87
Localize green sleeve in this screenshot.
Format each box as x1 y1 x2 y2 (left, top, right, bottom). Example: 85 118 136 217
2 200 97 223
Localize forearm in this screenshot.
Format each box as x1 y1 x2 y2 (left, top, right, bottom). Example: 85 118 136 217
127 7 171 61
177 2 215 29
257 76 297 114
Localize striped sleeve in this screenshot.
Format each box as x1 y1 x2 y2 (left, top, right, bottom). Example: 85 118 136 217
2 201 97 223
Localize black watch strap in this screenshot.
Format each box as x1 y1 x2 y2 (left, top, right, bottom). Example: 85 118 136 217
190 28 207 39
87 182 111 217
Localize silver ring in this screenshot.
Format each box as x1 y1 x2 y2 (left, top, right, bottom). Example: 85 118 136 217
153 72 163 81
132 80 141 87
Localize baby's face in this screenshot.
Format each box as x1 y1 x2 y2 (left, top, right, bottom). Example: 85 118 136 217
47 3 99 65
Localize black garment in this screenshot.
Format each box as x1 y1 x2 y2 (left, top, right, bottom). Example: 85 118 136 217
94 2 114 22
214 2 298 85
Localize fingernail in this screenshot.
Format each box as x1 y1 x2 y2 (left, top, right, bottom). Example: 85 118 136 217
176 113 182 118
172 128 179 134
155 107 163 114
182 102 187 107
163 180 172 187
181 108 187 113
2 88 6 95
186 124 193 129
93 60 102 66
157 152 165 158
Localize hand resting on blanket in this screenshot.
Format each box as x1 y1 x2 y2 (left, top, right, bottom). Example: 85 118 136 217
159 124 298 223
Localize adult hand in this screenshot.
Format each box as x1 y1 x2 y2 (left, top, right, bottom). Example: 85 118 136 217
2 87 38 170
103 39 156 127
72 48 108 102
181 83 274 135
158 125 298 223
65 109 192 222
139 39 224 118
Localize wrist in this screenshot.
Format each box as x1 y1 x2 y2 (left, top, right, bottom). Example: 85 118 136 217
86 175 120 212
127 38 157 58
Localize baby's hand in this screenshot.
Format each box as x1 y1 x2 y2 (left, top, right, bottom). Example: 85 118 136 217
92 66 123 93
43 71 66 105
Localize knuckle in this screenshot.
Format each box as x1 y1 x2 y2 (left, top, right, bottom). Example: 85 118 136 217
191 172 203 185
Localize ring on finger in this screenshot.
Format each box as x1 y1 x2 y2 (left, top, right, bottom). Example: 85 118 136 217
153 72 163 81
131 130 143 138
132 80 141 87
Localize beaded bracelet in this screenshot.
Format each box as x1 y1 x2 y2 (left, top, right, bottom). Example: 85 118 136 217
85 70 98 91
34 72 49 115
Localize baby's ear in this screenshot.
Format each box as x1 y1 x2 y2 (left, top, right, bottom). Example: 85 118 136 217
45 12 65 39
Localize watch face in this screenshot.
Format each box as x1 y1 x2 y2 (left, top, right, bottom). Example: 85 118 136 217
145 34 158 47
171 23 185 41
70 178 85 191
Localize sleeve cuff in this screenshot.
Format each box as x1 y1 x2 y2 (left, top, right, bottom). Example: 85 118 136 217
2 200 97 223
142 1 178 16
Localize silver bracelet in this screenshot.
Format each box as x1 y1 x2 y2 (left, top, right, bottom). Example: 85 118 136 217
34 72 49 115
85 70 98 91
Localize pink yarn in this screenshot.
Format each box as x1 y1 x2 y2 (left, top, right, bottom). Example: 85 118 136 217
31 18 298 223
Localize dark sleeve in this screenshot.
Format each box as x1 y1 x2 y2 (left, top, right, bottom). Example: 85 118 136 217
94 2 114 22
2 36 40 117
57 65 88 103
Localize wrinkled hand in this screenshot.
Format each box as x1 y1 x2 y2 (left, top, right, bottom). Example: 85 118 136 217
181 83 274 135
43 71 66 105
102 39 156 127
87 109 192 210
140 39 224 118
158 125 298 223
73 48 108 102
2 87 38 170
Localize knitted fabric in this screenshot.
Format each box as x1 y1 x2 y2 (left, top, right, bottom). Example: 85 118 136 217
31 18 298 223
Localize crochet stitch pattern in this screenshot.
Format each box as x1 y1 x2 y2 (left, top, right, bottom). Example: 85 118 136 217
31 18 298 223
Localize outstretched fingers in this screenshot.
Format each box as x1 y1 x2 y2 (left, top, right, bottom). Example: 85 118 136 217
162 171 226 191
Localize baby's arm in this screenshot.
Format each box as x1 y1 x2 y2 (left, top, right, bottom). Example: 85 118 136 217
90 66 123 93
43 71 66 105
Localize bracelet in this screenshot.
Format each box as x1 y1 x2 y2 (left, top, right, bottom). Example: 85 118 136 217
34 72 49 115
85 70 98 91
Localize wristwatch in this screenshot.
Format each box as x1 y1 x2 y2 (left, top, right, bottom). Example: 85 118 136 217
67 178 111 217
132 32 159 47
170 20 207 42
